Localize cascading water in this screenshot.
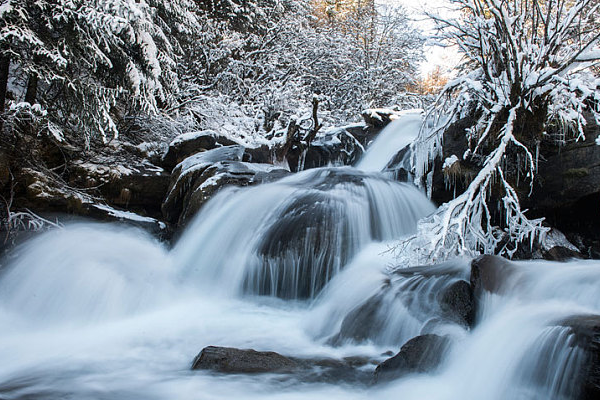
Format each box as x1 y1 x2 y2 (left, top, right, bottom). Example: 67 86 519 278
173 166 434 299
0 113 599 399
355 110 422 172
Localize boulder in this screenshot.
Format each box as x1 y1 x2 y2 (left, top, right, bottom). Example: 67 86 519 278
161 130 236 171
191 346 378 384
344 123 381 148
69 160 170 219
362 108 401 128
439 280 475 327
470 255 516 296
162 145 289 226
19 168 89 213
192 346 300 374
527 114 600 212
85 203 169 238
286 127 364 172
328 292 387 346
374 334 450 382
330 262 471 346
554 315 600 400
382 145 412 182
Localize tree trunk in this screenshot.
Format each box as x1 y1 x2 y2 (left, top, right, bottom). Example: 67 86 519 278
303 97 323 146
0 54 9 131
276 119 299 163
25 73 38 105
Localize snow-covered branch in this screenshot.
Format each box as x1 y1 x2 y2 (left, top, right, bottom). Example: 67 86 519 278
408 0 600 262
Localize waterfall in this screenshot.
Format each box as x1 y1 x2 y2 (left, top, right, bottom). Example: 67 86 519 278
172 166 434 299
355 111 422 172
0 116 599 400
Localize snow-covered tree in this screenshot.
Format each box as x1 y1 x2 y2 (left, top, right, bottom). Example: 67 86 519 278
0 0 199 144
410 0 600 262
176 0 424 140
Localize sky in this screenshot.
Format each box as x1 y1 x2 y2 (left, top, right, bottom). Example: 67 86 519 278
379 0 461 78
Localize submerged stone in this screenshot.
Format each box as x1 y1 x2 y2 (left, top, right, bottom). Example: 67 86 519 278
192 346 300 374
374 334 450 382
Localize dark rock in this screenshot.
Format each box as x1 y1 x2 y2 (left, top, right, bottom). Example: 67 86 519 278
330 261 471 346
286 127 364 172
328 292 386 346
190 346 378 384
429 116 475 206
382 145 412 182
362 109 398 128
527 114 600 212
162 145 289 227
470 255 516 296
161 130 236 171
84 203 169 239
179 161 288 224
374 334 450 382
243 145 272 164
248 168 402 299
70 160 170 220
543 246 583 261
439 280 475 327
554 315 600 400
344 124 381 148
191 346 300 374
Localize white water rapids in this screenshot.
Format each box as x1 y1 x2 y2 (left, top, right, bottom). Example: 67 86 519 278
0 114 598 399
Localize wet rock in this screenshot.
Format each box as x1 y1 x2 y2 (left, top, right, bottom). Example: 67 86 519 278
543 246 583 261
429 116 475 206
286 127 364 172
556 315 600 400
344 124 381 148
439 280 475 327
374 334 450 382
192 346 300 374
253 191 353 299
161 130 236 171
328 292 387 346
191 346 378 384
382 145 412 182
85 203 169 238
470 255 516 296
162 145 289 227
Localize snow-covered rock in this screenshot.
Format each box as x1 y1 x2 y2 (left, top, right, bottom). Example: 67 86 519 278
161 130 237 171
162 146 289 226
70 158 170 219
286 126 365 172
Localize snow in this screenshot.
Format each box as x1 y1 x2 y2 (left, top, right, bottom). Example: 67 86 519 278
442 155 459 170
169 131 216 147
93 204 166 229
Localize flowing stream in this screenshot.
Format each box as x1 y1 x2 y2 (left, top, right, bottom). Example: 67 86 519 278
0 114 598 399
